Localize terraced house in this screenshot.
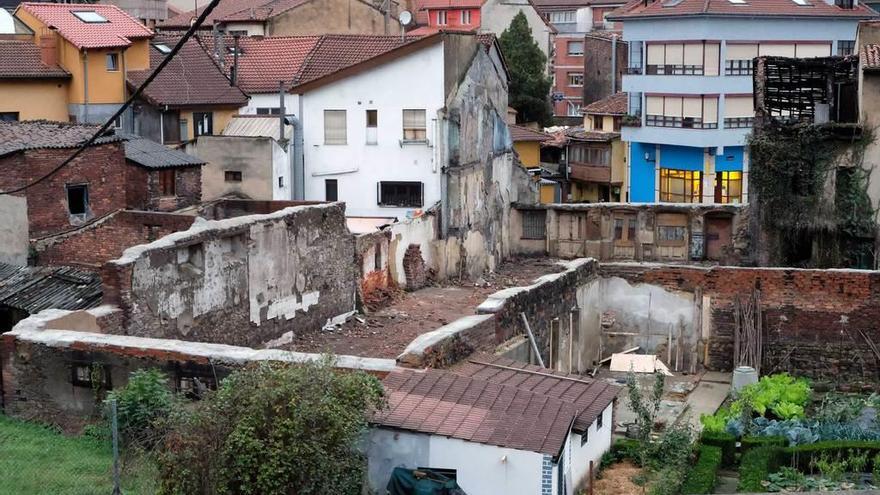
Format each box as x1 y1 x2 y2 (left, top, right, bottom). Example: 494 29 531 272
610 0 876 204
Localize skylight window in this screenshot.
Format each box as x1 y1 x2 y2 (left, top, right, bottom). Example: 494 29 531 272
153 43 172 54
662 0 685 7
72 11 108 23
727 0 747 4
792 0 810 5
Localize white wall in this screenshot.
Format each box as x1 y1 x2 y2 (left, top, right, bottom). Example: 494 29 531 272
566 404 614 493
0 195 28 265
300 43 445 218
271 139 290 199
239 93 300 116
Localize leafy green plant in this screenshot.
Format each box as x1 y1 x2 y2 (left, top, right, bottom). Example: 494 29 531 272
815 393 869 423
699 412 728 434
105 368 176 448
872 453 880 485
812 451 847 481
681 445 722 494
625 371 665 468
771 401 804 420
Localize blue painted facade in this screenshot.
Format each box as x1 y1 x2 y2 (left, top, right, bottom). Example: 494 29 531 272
629 144 745 202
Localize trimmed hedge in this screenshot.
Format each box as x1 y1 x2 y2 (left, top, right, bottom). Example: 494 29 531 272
681 445 722 494
701 431 736 467
740 435 785 454
737 446 781 492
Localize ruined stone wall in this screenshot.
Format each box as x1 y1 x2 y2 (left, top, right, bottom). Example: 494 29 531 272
600 263 880 388
33 210 195 269
512 203 748 265
101 203 357 347
355 229 394 309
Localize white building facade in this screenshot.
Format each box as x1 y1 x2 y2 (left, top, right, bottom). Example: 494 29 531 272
610 0 875 204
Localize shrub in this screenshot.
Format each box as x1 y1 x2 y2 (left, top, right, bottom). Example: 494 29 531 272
681 445 722 494
105 369 176 448
873 453 880 485
738 446 780 492
741 435 786 454
609 438 641 464
781 440 880 472
700 431 735 467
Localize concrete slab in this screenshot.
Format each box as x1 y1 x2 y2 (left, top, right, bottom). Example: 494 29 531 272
683 380 730 430
703 371 733 384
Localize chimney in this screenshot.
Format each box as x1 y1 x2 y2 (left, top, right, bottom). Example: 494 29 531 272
40 33 57 68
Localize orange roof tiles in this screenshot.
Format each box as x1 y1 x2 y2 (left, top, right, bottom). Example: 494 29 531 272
510 124 552 142
17 2 153 50
0 40 69 79
223 36 321 93
862 43 880 69
582 92 627 115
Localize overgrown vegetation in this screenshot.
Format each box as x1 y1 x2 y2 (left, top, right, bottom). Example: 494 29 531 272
499 12 552 126
680 445 722 494
749 123 876 268
701 373 812 436
157 359 385 495
106 369 177 449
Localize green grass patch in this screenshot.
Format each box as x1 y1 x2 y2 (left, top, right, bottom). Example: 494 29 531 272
0 414 156 495
681 445 722 494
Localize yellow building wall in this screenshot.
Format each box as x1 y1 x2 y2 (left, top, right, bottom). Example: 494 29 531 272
514 141 541 167
611 138 626 185
602 116 615 132
124 40 150 71
180 108 239 141
570 182 600 203
540 183 557 204
0 80 69 121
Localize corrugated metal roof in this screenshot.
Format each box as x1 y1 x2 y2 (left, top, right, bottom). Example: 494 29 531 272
223 116 292 141
119 132 206 169
0 263 102 314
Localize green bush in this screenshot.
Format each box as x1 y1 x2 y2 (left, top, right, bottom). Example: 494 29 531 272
701 431 736 467
681 445 722 494
738 446 781 492
609 438 641 464
781 440 880 472
741 435 786 454
105 368 176 448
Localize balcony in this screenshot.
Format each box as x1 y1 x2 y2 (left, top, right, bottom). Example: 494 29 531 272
570 163 611 183
645 115 718 129
626 66 643 75
724 117 754 129
725 60 753 76
646 64 704 76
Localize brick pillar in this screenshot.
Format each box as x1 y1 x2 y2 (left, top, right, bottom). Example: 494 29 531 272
402 244 427 291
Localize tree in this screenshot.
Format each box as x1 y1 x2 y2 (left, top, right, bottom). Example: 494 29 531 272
157 359 385 495
499 12 553 126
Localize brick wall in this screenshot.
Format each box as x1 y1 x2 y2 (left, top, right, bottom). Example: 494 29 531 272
0 144 129 237
583 34 626 107
34 210 196 269
142 166 202 212
355 230 394 310
600 264 880 388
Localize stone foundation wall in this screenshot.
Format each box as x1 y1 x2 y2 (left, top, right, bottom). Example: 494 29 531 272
600 263 880 388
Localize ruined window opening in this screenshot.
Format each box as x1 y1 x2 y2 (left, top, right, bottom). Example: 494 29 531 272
628 218 637 241
0 112 18 122
146 224 161 242
402 109 427 142
66 184 89 216
159 169 176 196
278 176 284 188
325 179 338 201
177 374 216 399
378 181 423 207
614 218 624 240
225 171 242 182
374 244 383 271
521 210 547 239
178 243 205 272
70 363 111 389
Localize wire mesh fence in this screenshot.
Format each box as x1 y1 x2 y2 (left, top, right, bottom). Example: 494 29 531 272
0 401 157 495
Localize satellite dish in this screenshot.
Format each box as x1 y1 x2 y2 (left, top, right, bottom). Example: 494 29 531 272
399 10 413 26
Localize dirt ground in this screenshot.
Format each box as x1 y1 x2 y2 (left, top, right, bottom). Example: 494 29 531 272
287 257 564 358
592 461 645 495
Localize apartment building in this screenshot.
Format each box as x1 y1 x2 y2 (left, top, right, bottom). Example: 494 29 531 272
610 0 875 204
534 0 625 120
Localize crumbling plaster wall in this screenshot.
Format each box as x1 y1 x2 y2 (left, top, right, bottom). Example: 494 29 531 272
103 203 357 347
0 195 28 265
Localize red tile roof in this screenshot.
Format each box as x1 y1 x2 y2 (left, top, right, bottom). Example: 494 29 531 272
17 2 153 50
609 0 877 19
160 0 273 28
582 92 627 115
373 367 580 456
0 40 70 79
219 0 312 21
127 35 248 107
223 36 321 93
862 43 880 70
454 354 620 433
510 124 552 142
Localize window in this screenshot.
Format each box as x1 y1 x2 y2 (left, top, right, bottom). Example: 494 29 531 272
628 41 644 74
568 41 584 56
597 410 604 429
70 363 111 388
378 181 423 207
646 42 720 76
461 10 472 24
72 11 108 23
158 169 176 196
324 110 347 144
106 53 119 71
567 102 582 117
549 10 576 23
225 171 242 182
153 43 172 54
178 243 205 271
402 109 427 142
838 40 855 56
278 176 284 188
256 107 281 115
325 179 338 201
436 10 447 25
0 112 19 122
193 112 213 137
581 428 589 445
366 109 378 145
521 209 547 239
715 171 743 204
628 92 642 118
613 215 637 243
569 144 610 166
723 95 754 129
645 95 718 129
567 72 584 87
660 169 703 203
658 225 686 242
66 184 89 216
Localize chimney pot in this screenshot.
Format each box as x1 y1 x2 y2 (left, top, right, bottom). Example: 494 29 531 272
39 34 57 68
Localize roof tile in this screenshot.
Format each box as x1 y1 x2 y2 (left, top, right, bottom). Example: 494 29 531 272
609 0 877 20
0 120 122 158
17 2 153 50
583 91 627 115
0 40 70 79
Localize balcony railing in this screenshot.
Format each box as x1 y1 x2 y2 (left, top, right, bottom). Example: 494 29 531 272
724 117 754 129
725 60 753 76
646 64 704 76
626 66 643 75
645 115 718 129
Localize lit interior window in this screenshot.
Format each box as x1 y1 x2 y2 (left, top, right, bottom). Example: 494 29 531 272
73 11 108 23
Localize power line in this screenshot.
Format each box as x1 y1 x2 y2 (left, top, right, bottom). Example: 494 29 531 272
0 0 223 196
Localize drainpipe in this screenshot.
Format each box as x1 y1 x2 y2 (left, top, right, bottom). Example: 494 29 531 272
279 81 286 143
292 96 305 200
83 50 89 122
610 35 617 94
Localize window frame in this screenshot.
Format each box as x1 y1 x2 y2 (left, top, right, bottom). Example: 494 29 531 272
193 112 213 137
461 9 472 24
323 109 347 145
659 168 703 203
715 171 743 204
402 109 428 143
66 183 89 216
567 40 584 56
70 363 112 389
325 179 338 201
106 52 120 72
158 169 176 197
0 112 19 122
567 72 584 87
378 181 423 208
224 171 242 182
436 10 448 25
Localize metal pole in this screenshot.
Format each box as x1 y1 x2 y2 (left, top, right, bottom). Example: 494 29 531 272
111 399 121 495
520 312 546 368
